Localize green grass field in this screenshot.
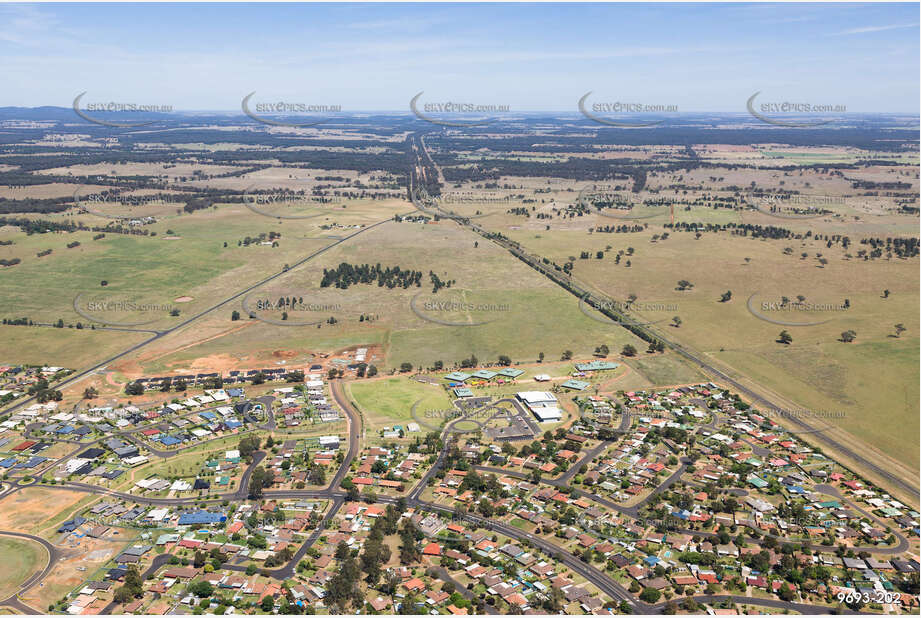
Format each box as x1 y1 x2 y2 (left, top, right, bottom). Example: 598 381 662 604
348 377 452 433
0 537 45 600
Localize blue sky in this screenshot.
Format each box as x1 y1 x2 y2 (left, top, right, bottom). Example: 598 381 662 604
1 3 918 112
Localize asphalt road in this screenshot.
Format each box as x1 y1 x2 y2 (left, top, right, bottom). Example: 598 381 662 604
555 440 615 485
328 380 361 490
429 565 499 614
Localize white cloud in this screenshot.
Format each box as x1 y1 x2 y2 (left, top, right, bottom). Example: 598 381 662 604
832 23 919 36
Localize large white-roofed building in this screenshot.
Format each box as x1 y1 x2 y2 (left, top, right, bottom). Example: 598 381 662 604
516 391 562 422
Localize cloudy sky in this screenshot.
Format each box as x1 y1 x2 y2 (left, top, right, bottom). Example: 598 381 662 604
1 2 918 112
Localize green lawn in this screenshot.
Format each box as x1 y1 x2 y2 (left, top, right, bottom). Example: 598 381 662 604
348 377 452 433
0 537 44 600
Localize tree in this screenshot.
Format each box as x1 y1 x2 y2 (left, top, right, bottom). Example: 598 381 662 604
778 330 793 345
261 596 275 612
83 386 98 399
671 316 682 328
894 323 906 337
720 290 732 303
542 587 564 612
398 520 421 564
239 436 261 460
190 580 213 598
778 583 796 601
248 466 269 499
124 565 143 593
113 586 134 604
840 330 857 343
561 350 573 360
399 362 413 373
621 344 637 357
681 598 699 612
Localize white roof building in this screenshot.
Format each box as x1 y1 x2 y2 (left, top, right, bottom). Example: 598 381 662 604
516 391 558 406
147 508 169 521
517 391 561 422
532 407 562 422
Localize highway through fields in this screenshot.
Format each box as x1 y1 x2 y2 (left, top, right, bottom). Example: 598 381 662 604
407 132 919 504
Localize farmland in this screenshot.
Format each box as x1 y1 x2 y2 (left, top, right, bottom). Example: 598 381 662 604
0 109 917 617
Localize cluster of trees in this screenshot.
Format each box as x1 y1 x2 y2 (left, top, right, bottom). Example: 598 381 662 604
429 271 454 293
359 503 401 584
325 502 405 612
355 363 378 378
592 223 646 234
664 221 794 240
438 153 648 185
859 236 919 259
305 463 327 486
1 317 37 326
0 216 152 237
0 195 75 215
28 377 62 402
238 231 280 247
320 262 426 290
193 546 227 571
